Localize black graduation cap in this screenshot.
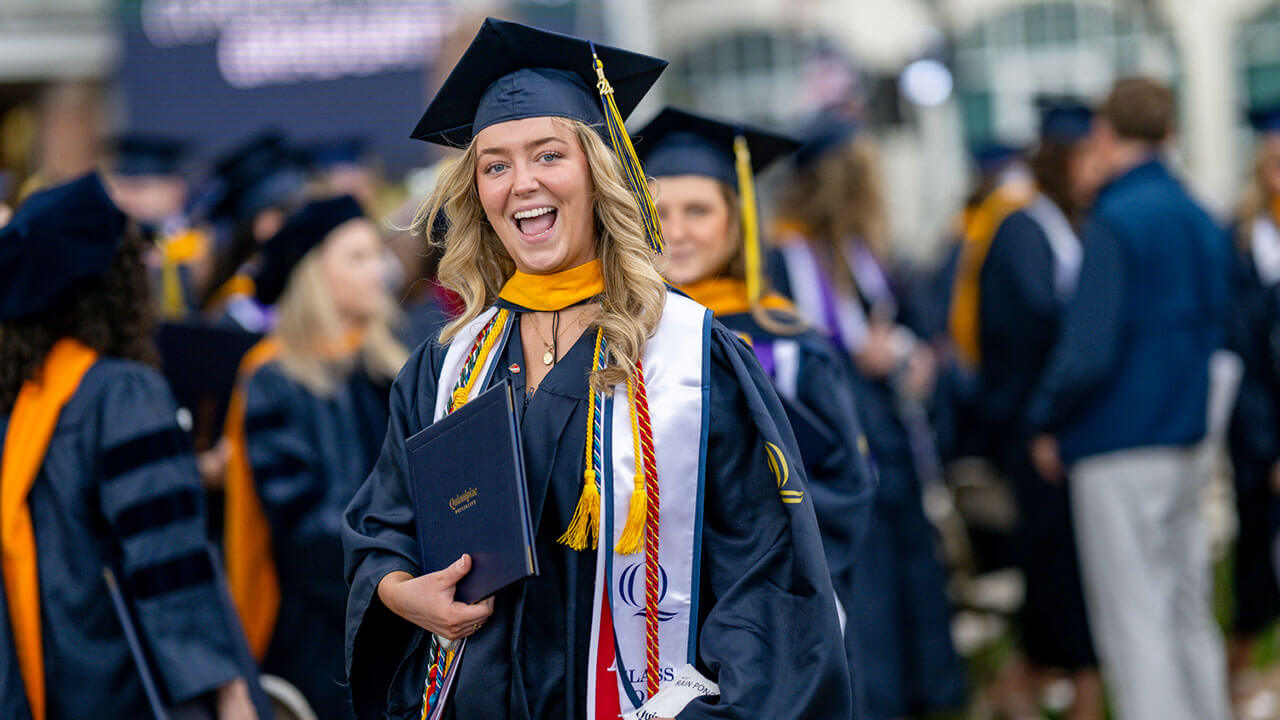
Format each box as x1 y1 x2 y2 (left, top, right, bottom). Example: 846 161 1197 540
635 107 800 187
253 195 365 305
1248 103 1280 134
110 133 189 177
155 322 263 451
411 17 667 147
793 111 861 169
209 130 305 223
1037 97 1094 144
0 172 128 321
969 141 1025 173
304 136 370 170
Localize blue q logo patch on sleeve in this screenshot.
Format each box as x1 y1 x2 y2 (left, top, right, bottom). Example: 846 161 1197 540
618 562 678 621
766 441 804 504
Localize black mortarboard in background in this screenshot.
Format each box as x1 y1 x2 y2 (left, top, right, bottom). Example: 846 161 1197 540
969 141 1026 174
635 107 799 186
0 172 128 321
253 195 365 305
109 134 189 177
304 136 371 171
208 130 305 223
1248 103 1280 135
410 17 667 147
793 111 861 169
155 322 263 451
1037 97 1094 144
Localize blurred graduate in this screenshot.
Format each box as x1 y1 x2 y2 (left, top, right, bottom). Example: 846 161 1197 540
342 18 850 720
0 173 256 718
1226 103 1280 694
103 133 212 320
963 99 1104 719
768 113 967 719
636 106 878 714
222 194 408 719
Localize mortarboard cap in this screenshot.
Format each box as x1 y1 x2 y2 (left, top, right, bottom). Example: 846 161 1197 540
110 133 189 177
635 107 799 187
411 17 667 147
253 195 366 305
305 136 371 171
209 130 305 223
793 111 861 169
0 172 128 321
1248 103 1280 135
1037 97 1094 144
969 141 1026 174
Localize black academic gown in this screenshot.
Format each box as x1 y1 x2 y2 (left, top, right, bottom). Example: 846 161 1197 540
1227 239 1280 635
976 209 1096 671
0 359 243 719
715 308 877 717
343 297 851 720
244 360 391 720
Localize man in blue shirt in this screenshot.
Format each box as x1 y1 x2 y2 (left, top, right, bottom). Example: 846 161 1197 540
1025 77 1232 720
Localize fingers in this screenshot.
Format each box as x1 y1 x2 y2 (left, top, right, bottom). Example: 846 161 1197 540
433 554 472 587
438 596 496 639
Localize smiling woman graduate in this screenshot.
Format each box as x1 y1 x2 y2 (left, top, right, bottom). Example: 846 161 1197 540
637 107 878 715
341 17 850 720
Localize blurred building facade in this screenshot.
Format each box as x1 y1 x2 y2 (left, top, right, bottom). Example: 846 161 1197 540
2 0 1280 262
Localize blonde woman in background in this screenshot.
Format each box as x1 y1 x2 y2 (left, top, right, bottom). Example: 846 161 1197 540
223 194 407 720
770 113 966 720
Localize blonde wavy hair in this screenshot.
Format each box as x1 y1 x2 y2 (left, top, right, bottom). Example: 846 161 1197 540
776 134 887 295
273 247 409 397
413 117 667 391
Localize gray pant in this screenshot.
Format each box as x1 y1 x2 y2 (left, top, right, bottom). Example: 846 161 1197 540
1071 446 1232 720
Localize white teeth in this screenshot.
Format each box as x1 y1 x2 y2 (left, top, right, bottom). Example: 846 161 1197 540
513 207 555 220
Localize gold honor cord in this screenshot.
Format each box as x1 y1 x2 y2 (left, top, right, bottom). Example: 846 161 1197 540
734 134 763 306
591 47 665 255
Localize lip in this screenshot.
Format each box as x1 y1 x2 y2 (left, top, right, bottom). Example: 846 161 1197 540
510 204 558 243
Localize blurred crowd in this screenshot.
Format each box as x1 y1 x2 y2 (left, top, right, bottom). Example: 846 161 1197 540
4 25 1280 720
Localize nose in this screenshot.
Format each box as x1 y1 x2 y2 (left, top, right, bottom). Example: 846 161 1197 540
511 159 539 196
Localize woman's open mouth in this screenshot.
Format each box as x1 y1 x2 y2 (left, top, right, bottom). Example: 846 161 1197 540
513 206 558 241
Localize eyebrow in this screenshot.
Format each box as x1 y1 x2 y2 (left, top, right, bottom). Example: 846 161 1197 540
478 136 568 156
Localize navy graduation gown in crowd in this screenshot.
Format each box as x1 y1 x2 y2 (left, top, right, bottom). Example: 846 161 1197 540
243 360 391 720
767 249 967 719
1227 228 1280 635
0 359 243 719
714 305 876 713
343 303 851 720
976 209 1096 671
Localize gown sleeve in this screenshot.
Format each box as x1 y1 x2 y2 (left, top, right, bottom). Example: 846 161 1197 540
343 342 441 719
95 364 241 703
244 365 345 609
680 326 852 720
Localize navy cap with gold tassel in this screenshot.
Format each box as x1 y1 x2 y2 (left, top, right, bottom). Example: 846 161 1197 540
635 107 800 300
409 17 668 253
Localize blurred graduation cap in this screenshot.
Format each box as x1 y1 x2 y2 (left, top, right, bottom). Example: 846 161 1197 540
1248 103 1280 135
411 17 668 253
0 172 127 321
253 195 365 305
155 322 263 451
793 110 861 169
969 141 1026 174
304 136 371 171
1037 97 1094 144
207 130 306 224
635 107 800 306
110 133 190 177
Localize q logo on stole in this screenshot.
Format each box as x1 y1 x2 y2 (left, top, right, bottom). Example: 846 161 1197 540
618 562 678 621
766 441 804 504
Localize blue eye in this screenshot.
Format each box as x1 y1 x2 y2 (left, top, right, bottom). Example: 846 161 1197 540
538 151 562 163
484 162 508 175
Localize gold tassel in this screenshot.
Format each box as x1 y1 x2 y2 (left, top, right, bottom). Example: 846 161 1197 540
558 469 600 550
734 134 762 307
591 46 665 254
615 377 647 555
